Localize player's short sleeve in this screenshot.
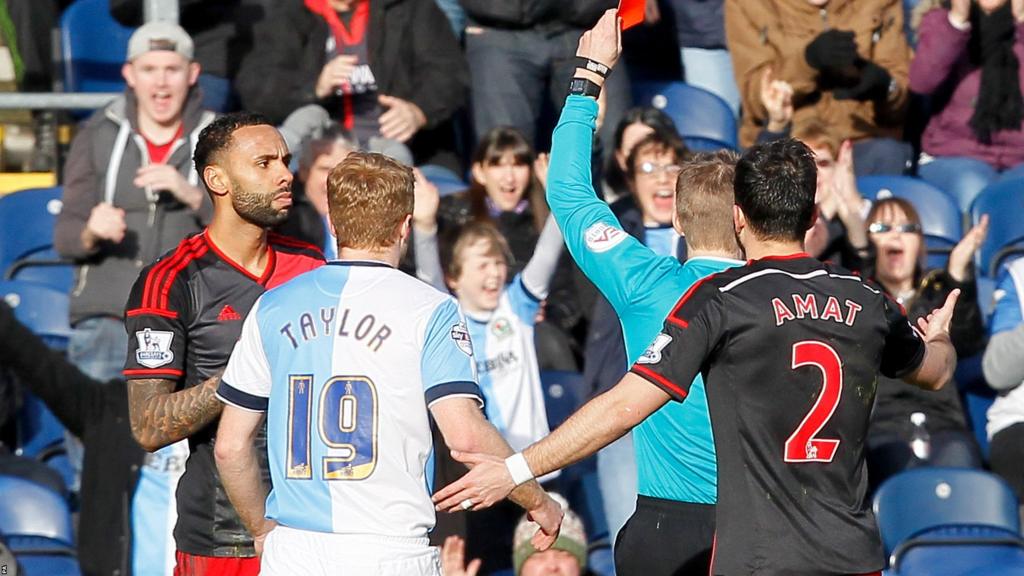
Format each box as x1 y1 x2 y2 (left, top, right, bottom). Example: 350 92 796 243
507 273 542 325
990 265 1023 336
879 295 926 379
123 267 190 382
421 298 483 408
630 280 725 402
217 299 271 412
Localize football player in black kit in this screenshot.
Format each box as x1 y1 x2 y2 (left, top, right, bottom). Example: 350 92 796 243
434 138 959 576
123 112 324 576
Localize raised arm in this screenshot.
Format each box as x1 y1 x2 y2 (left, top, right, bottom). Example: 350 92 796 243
549 11 675 312
412 168 447 292
909 6 972 95
520 213 564 299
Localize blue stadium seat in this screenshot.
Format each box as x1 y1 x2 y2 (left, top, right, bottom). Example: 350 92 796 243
541 370 587 428
16 553 82 576
873 467 1022 569
16 392 68 463
632 82 739 150
679 136 737 153
954 353 995 459
0 187 64 273
0 475 74 550
418 164 469 198
970 179 1024 278
60 0 135 94
894 529 1024 576
0 280 72 345
858 176 964 270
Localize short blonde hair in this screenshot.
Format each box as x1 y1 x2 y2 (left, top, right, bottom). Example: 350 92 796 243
675 150 740 255
444 221 513 280
327 152 414 250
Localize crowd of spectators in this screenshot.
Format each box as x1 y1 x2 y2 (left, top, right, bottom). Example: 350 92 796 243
3 0 1024 574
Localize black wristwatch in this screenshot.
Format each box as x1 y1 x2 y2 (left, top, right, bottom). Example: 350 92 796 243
568 77 602 99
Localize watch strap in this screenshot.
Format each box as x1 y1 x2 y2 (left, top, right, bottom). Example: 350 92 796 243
568 77 602 99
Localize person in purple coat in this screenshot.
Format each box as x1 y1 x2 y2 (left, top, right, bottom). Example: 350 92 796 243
911 0 1024 210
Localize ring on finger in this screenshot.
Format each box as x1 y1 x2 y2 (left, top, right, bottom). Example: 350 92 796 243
460 498 474 511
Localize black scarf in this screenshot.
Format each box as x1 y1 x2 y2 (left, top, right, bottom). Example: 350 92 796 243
968 2 1023 144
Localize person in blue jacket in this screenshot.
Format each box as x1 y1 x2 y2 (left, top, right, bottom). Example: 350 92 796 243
446 10 743 574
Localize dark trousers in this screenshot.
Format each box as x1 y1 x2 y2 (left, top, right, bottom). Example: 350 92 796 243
990 422 1024 503
465 25 631 156
615 495 715 576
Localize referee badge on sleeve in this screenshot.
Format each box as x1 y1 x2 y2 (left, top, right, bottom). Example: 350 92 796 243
135 329 174 368
450 322 473 357
584 222 627 253
637 332 672 365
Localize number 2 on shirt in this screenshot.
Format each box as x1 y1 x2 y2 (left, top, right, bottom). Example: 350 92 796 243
286 375 379 480
784 341 842 463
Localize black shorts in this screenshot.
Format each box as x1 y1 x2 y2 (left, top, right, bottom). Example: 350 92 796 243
614 495 715 576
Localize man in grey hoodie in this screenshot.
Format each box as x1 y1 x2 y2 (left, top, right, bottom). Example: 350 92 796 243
54 22 216 386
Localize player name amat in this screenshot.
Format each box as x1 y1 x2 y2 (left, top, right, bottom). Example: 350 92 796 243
771 294 862 327
279 307 392 352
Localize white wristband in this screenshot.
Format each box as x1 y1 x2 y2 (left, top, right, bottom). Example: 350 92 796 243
505 452 535 486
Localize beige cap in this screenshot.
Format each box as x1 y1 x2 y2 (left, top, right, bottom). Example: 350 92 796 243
127 21 194 61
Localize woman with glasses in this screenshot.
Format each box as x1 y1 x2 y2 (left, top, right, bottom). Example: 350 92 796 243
864 197 989 488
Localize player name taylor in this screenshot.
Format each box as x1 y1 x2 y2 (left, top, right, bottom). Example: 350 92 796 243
279 307 393 352
771 293 863 327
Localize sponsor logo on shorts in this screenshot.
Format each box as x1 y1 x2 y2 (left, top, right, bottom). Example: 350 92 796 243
584 222 627 253
135 328 174 368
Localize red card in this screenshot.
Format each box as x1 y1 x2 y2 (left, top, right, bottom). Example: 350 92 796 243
618 0 645 30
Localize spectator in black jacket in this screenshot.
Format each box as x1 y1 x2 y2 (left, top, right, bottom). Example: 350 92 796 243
235 0 468 170
110 0 268 112
461 0 628 155
0 300 184 576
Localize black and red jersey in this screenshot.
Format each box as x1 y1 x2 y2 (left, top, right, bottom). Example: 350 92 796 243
124 230 323 557
632 254 925 575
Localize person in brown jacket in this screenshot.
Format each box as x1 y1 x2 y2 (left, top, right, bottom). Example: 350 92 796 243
725 0 913 174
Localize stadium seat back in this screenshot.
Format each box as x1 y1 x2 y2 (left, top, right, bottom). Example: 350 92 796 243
16 393 68 462
632 82 739 149
7 250 74 294
0 280 72 345
873 467 1020 557
60 0 135 93
16 553 82 576
0 188 64 274
970 178 1024 277
541 371 587 428
858 176 964 269
0 475 74 547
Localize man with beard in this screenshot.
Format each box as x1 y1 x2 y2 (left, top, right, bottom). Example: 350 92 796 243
123 112 324 576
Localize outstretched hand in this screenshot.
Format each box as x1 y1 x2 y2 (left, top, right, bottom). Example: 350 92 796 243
917 289 961 342
412 168 440 234
526 495 564 551
432 451 515 512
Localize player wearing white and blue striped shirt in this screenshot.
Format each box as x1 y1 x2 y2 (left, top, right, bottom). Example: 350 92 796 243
212 152 562 576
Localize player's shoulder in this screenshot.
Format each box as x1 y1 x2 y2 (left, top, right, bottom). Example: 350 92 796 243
127 233 208 311
268 232 326 263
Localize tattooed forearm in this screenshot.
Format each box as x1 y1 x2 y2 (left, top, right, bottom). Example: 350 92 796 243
127 373 224 451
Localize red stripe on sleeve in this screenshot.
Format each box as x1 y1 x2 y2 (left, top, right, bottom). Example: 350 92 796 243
124 368 184 378
126 308 179 319
632 364 688 400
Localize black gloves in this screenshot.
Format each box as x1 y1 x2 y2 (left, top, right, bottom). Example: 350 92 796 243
834 61 893 101
804 30 857 72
